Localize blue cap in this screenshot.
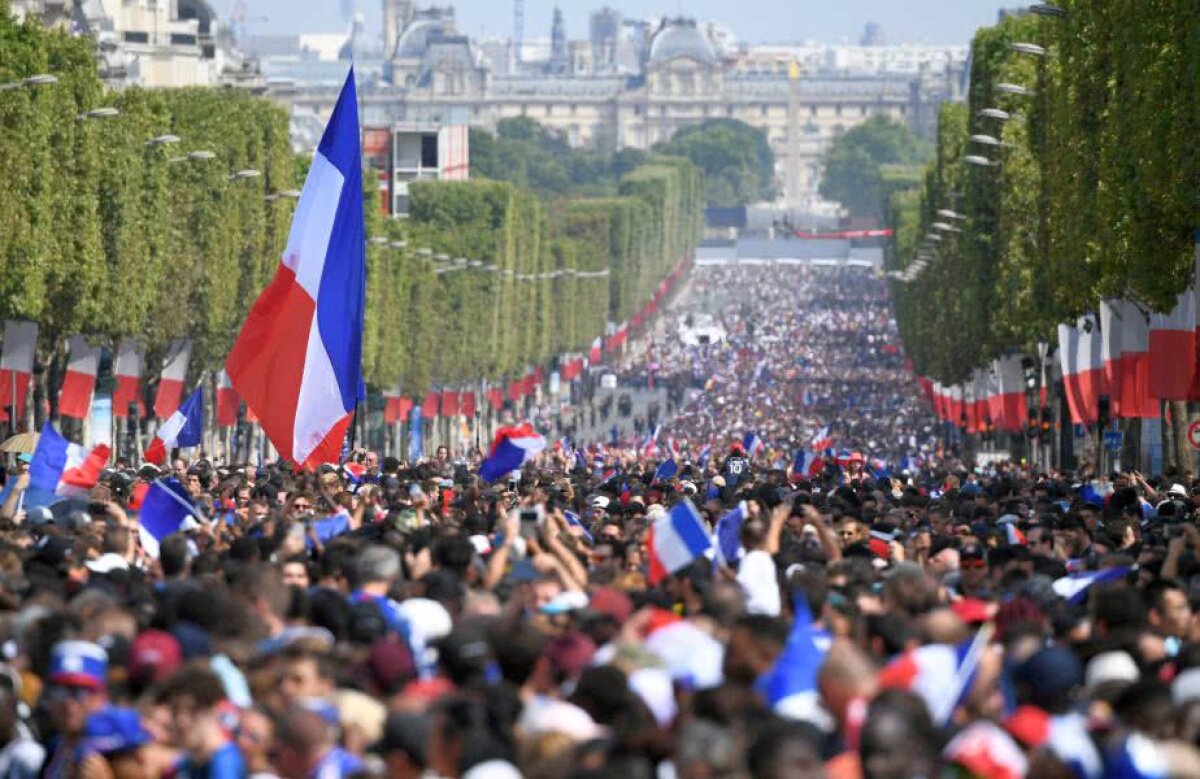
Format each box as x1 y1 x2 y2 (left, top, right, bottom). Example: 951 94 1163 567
16 453 32 464
48 641 108 689
84 707 150 755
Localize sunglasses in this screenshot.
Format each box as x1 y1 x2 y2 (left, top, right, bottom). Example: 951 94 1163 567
960 558 987 571
292 502 312 511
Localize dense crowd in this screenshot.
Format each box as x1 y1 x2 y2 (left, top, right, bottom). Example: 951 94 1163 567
648 265 936 466
0 264 1198 778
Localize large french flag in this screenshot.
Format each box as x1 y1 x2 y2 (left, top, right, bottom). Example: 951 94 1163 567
216 370 239 427
1118 303 1158 418
59 336 102 420
227 70 366 469
588 337 602 364
479 423 546 482
0 320 37 422
878 629 991 725
28 422 110 503
137 477 201 558
994 357 1025 432
154 339 191 419
1149 292 1196 400
144 387 203 464
647 499 712 584
1099 300 1124 416
112 340 144 419
1052 566 1130 605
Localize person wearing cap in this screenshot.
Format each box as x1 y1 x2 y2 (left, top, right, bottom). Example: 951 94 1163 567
954 544 990 599
76 706 178 779
41 641 110 778
157 663 245 779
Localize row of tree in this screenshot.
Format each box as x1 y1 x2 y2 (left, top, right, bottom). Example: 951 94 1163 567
888 2 1199 387
364 156 703 394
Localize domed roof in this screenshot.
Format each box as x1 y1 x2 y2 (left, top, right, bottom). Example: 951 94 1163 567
394 18 450 59
648 18 716 65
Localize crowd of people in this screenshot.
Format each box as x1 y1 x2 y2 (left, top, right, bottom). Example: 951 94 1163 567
647 265 936 467
0 263 1197 778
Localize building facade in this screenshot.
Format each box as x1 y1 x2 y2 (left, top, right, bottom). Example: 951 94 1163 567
269 11 967 204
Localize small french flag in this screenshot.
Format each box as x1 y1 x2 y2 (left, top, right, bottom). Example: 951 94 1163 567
696 444 712 469
1052 566 1130 605
792 449 824 479
647 499 712 584
564 509 593 544
144 387 204 465
743 431 765 458
478 423 546 483
653 458 679 482
641 425 661 457
27 423 110 504
811 425 833 451
1003 522 1027 546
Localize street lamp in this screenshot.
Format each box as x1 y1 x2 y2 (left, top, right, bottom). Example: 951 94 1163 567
188 150 216 161
1009 42 1047 57
390 240 408 249
1029 3 1066 17
970 134 1004 147
77 107 120 121
146 134 181 146
229 169 261 180
978 108 1012 121
932 222 961 233
964 155 996 167
937 209 965 220
995 82 1033 96
0 73 58 90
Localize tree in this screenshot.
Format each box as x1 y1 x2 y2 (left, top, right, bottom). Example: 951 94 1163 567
654 119 774 207
819 115 931 221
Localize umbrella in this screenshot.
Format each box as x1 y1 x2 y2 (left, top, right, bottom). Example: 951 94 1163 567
0 432 39 454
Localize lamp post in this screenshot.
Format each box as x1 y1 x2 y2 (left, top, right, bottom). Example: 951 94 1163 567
0 73 57 90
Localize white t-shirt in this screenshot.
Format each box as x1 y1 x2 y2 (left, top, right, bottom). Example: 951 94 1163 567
737 549 781 616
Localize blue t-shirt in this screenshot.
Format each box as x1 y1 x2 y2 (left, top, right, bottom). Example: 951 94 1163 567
307 513 350 548
311 746 363 779
175 740 245 779
349 590 410 640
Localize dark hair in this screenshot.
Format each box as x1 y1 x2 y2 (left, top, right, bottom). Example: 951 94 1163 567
159 534 189 578
156 662 227 709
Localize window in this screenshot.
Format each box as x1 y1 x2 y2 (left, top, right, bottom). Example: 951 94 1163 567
124 30 149 43
835 104 842 116
810 105 817 116
170 33 196 46
545 104 552 116
420 135 438 167
570 104 577 115
761 104 768 116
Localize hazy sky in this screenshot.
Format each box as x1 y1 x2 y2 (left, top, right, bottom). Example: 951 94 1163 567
236 0 1011 45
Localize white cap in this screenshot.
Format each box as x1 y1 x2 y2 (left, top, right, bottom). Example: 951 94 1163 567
590 495 610 509
518 699 606 741
1085 651 1139 694
1169 483 1188 498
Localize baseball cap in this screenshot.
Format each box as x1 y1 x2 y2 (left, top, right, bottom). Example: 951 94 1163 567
127 631 182 687
48 640 108 689
587 587 633 624
950 598 992 625
1084 651 1139 696
83 707 150 755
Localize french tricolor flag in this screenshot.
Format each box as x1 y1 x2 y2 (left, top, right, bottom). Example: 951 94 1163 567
810 426 833 452
0 320 37 422
28 422 110 504
58 336 102 420
647 499 712 584
479 423 546 483
641 425 660 457
696 444 712 468
743 431 764 458
216 370 239 427
588 337 603 364
227 70 366 469
1052 566 1130 605
792 449 824 480
112 340 144 419
1149 291 1196 400
144 387 203 465
878 629 992 725
154 339 191 419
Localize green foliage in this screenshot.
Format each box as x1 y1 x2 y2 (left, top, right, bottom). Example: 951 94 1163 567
890 4 1200 384
819 115 932 221
653 119 774 207
0 11 294 402
469 117 648 199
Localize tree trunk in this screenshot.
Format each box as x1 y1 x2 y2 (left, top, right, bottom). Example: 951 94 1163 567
1171 400 1194 478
